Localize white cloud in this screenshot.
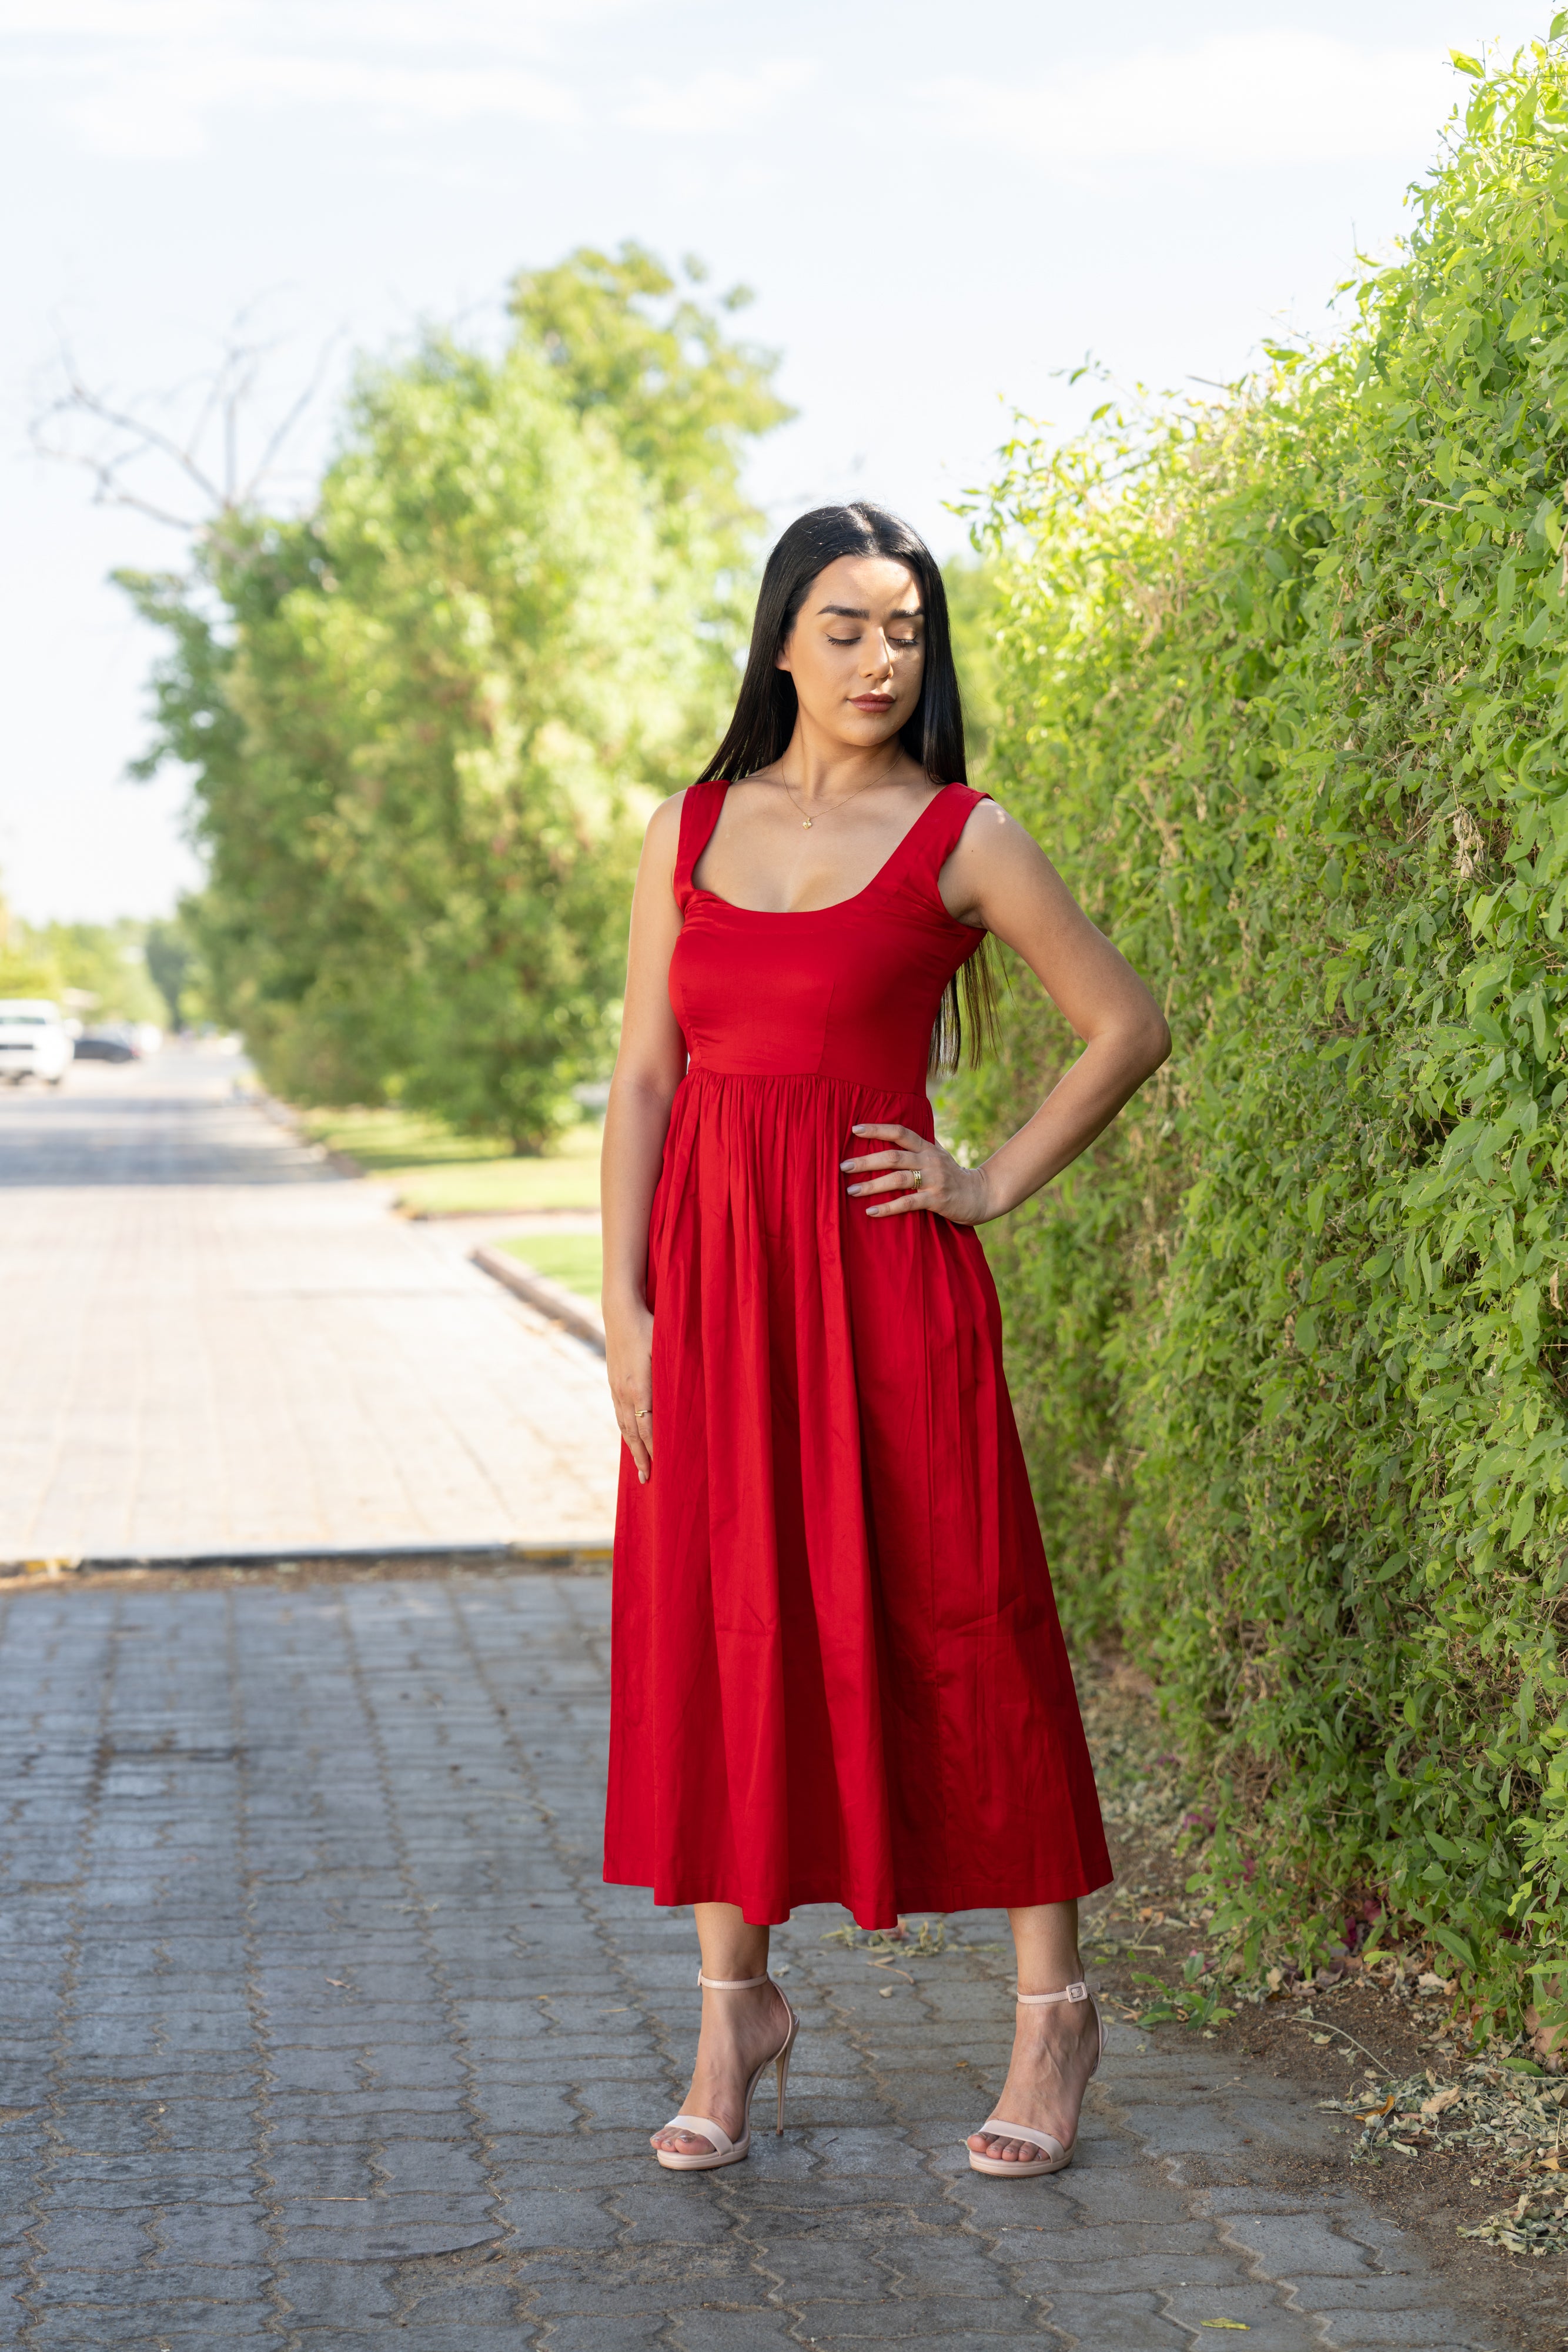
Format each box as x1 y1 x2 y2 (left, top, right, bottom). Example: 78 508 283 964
922 32 1463 170
3 2 785 159
618 61 817 136
55 56 582 159
0 1 625 41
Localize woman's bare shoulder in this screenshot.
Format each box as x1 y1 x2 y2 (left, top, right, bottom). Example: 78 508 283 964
954 795 1049 869
646 787 690 843
941 796 1061 924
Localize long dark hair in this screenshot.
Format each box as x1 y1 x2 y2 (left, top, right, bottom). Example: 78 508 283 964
698 501 1000 1070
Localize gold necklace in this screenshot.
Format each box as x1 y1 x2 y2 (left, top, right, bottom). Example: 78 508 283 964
778 774 880 830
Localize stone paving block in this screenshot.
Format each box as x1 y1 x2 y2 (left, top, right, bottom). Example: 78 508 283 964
152 2100 262 2154
151 2203 273 2263
1290 2274 1459 2315
1043 2167 1200 2226
275 2258 400 2324
517 2267 685 2318
1313 2318 1504 2351
1025 2247 1255 2296
43 2163 256 2211
496 2187 623 2250
399 2277 525 2324
524 2315 663 2349
279 2206 500 2262
676 2310 801 2350
1226 2210 1380 2278
609 2183 745 2245
23 2313 278 2350
297 2337 537 2351
26 2266 275 2310
31 2211 151 2266
377 2138 492 2196
492 2140 656 2187
742 2236 892 2300
1161 2281 1341 2347
471 2084 581 2134
1022 2290 1193 2348
787 2297 1039 2340
265 2143 379 2197
266 2047 367 2095
878 2234 1016 2297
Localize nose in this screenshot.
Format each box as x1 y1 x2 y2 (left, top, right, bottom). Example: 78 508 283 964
861 630 896 680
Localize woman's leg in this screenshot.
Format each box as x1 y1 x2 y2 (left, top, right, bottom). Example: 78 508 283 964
966 1899 1102 2164
650 1903 789 2158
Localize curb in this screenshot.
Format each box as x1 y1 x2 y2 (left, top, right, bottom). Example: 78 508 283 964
470 1244 606 1355
1 1540 613 1580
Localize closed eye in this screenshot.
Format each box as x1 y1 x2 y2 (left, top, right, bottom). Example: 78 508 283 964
825 633 921 648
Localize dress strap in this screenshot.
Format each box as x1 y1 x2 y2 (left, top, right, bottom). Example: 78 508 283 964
674 780 730 913
888 783 991 920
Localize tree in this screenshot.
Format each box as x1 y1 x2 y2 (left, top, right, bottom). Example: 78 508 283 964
121 246 790 1146
145 913 197 1028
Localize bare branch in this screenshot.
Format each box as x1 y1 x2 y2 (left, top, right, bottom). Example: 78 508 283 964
30 309 341 541
248 331 343 504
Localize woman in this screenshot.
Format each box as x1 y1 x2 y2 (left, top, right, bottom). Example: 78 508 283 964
600 502 1169 2179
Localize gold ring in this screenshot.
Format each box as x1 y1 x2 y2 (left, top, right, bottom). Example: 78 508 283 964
911 1170 923 1188
635 1408 651 1419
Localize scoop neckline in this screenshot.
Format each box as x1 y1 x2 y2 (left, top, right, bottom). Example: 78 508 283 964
689 780 962 919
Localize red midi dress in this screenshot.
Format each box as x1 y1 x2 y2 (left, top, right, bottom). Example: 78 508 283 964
604 780 1111 1929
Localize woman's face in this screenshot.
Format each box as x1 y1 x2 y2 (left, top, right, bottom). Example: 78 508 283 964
776 554 925 749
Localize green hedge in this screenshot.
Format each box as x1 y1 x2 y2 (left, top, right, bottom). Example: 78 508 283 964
957 31 1568 2022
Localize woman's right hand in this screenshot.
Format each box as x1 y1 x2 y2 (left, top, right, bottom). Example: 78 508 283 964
606 1299 656 1484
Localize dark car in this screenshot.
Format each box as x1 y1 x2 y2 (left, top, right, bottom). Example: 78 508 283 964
73 1033 135 1064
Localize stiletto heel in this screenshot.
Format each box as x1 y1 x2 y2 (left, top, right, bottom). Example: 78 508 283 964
774 2032 794 2133
654 1970 801 2171
966 1979 1104 2178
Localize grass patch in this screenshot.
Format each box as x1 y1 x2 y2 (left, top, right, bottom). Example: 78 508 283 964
500 1232 603 1301
298 1106 601 1214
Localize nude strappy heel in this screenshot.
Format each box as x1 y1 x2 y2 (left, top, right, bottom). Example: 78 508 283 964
967 1979 1106 2178
653 1970 801 2172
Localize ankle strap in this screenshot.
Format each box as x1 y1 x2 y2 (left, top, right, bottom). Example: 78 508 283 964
1016 1979 1090 2006
697 1970 771 1990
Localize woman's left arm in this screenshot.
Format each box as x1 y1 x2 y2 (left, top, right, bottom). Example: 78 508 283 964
842 800 1172 1225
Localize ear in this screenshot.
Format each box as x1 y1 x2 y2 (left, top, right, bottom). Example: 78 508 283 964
774 639 793 674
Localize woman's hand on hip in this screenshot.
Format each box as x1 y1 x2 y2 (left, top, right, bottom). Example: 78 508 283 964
606 1299 655 1482
841 1123 992 1225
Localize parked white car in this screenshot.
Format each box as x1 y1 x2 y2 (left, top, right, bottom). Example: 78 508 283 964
0 1000 72 1085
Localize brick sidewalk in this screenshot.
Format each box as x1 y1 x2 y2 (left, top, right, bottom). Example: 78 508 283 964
0 1052 617 1562
0 1574 1507 2350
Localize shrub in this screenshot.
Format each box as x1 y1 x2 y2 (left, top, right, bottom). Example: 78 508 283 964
956 31 1568 2020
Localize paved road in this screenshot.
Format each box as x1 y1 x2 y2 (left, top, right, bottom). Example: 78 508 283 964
0 1051 617 1562
0 1573 1505 2350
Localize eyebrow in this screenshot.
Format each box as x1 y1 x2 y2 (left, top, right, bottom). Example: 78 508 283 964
817 603 924 619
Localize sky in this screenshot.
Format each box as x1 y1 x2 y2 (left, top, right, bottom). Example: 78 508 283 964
0 0 1556 923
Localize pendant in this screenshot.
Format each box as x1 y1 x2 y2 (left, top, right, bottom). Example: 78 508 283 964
802 817 813 828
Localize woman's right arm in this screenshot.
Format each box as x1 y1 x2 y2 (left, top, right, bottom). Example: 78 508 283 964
600 793 687 1485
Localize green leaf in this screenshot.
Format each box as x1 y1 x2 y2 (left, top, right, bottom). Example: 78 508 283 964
1450 48 1485 76
1432 1925 1479 1973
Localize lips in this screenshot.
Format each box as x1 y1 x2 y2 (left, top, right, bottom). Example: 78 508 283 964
850 695 895 711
